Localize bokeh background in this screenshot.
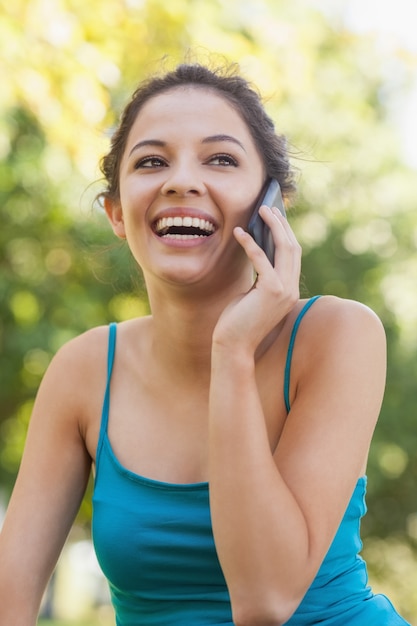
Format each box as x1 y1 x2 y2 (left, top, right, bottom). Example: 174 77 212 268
0 0 416 624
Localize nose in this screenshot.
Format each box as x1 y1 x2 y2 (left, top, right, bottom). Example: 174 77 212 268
160 160 205 197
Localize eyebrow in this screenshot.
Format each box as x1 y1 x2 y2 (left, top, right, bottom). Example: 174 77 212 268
128 134 246 158
128 139 166 157
201 134 246 152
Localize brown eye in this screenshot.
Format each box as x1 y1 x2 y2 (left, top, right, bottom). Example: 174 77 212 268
209 154 238 166
134 156 168 169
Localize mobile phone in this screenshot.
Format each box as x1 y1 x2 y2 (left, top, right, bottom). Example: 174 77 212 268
248 178 286 265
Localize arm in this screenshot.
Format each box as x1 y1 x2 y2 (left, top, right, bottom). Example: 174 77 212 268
208 209 386 626
0 333 102 625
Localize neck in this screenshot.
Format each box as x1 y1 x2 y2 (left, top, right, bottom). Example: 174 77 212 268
144 270 254 381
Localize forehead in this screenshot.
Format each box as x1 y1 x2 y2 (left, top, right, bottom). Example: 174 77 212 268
127 86 255 144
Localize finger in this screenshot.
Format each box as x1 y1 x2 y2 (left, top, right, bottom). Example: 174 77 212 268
235 223 300 311
258 204 291 242
258 205 302 276
233 226 273 274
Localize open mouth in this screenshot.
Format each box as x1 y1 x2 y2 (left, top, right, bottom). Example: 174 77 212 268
154 216 216 239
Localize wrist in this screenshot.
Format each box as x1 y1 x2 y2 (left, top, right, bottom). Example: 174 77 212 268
211 340 256 374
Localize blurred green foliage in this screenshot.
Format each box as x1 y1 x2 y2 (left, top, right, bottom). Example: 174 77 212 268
1 0 416 620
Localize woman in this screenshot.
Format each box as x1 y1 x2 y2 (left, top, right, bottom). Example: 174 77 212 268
0 63 410 625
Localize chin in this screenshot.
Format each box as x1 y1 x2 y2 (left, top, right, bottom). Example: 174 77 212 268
154 260 213 289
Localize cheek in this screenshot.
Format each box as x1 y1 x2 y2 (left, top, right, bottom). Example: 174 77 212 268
119 180 153 224
216 165 265 222
211 170 262 209
220 185 261 225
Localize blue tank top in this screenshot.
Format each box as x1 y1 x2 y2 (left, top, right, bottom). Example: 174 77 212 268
92 297 410 625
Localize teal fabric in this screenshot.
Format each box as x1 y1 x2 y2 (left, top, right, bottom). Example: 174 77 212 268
284 295 321 413
92 299 410 625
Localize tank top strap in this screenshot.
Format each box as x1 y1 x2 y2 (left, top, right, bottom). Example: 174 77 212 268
284 296 321 413
96 322 117 465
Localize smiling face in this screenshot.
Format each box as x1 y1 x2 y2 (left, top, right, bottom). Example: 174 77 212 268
105 86 265 290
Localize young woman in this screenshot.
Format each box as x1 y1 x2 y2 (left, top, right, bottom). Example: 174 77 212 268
0 63 410 626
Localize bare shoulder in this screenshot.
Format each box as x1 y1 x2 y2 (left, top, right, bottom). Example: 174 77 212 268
36 325 112 426
287 295 387 410
296 295 386 352
46 325 110 386
305 293 383 324
50 313 150 373
43 318 151 414
52 324 110 369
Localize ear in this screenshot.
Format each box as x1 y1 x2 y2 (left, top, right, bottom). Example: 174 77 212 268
104 197 126 239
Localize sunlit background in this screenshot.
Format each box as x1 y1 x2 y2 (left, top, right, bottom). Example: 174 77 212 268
1 0 416 624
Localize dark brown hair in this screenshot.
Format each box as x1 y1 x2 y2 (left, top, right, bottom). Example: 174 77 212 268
99 63 296 202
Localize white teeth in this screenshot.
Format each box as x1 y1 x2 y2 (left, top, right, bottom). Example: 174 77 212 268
164 234 206 239
155 216 215 234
